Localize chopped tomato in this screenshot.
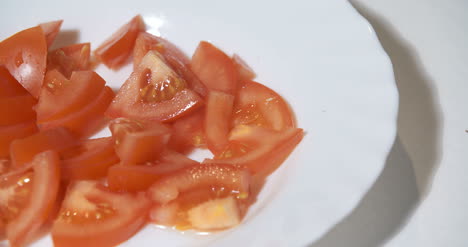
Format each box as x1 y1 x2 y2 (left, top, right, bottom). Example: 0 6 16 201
232 54 256 82
105 51 203 122
233 80 295 131
147 163 250 204
107 150 198 192
95 15 144 69
0 66 29 97
38 86 115 138
47 43 91 78
205 91 234 154
0 26 47 98
10 127 78 167
134 32 207 96
0 94 37 125
39 20 63 48
0 167 33 228
6 150 60 247
167 109 206 153
205 125 304 175
191 41 238 94
51 181 150 247
60 137 118 181
36 70 105 122
0 121 38 158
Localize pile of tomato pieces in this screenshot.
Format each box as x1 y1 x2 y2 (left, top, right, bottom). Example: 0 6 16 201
0 15 303 247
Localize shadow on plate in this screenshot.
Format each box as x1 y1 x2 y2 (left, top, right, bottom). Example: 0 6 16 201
309 1 443 246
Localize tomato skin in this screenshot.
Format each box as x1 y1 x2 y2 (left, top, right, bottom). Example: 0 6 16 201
6 150 60 247
0 66 29 97
47 43 91 78
39 20 63 48
95 15 144 69
205 91 235 154
0 121 38 158
232 54 256 82
51 181 150 247
0 94 37 126
10 127 78 167
0 26 47 98
191 41 238 94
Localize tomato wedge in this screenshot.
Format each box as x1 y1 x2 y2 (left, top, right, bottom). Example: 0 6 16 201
51 181 150 247
168 109 206 153
205 91 234 154
39 20 63 48
47 43 91 78
0 26 47 98
60 137 119 181
191 41 238 94
107 150 198 192
147 163 250 204
134 32 207 96
6 150 60 247
95 15 144 69
0 121 38 158
38 86 115 138
232 54 256 82
0 94 36 126
105 51 203 122
233 80 296 131
10 127 78 167
36 70 105 122
0 66 29 97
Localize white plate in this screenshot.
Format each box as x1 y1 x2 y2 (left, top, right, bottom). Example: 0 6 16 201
0 0 398 246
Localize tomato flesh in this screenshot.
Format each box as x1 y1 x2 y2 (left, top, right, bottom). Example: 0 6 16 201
0 66 29 97
0 122 38 158
39 20 63 48
0 169 33 227
51 181 150 247
205 91 234 154
0 94 37 126
0 26 47 98
232 54 256 82
95 15 144 69
168 109 206 153
47 43 91 78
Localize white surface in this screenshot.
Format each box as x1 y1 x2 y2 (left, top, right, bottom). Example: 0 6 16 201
310 1 468 247
0 0 399 246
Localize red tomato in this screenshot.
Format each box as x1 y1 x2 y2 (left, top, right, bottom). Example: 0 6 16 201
39 20 63 48
10 127 78 167
205 91 234 154
0 121 38 158
95 15 144 69
60 137 119 181
134 32 207 96
147 163 250 204
6 150 60 247
167 109 206 153
105 51 203 122
0 167 33 228
38 86 115 138
233 80 296 131
107 150 198 192
109 118 171 165
0 94 37 125
205 125 304 175
0 66 29 97
47 43 91 78
232 54 256 82
51 181 150 247
191 41 238 94
0 26 47 98
36 70 105 122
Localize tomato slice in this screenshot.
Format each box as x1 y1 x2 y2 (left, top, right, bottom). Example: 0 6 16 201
0 94 37 126
47 43 91 78
134 32 207 96
60 137 119 181
95 15 144 69
6 150 60 247
205 91 234 154
233 80 296 131
107 150 198 192
39 20 63 48
0 66 29 97
232 54 256 82
105 51 203 122
36 70 106 122
0 121 38 158
205 125 304 175
191 41 238 94
147 163 250 204
0 26 47 98
10 127 78 167
167 109 206 153
51 181 150 247
109 118 171 165
38 86 115 138
0 167 33 228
